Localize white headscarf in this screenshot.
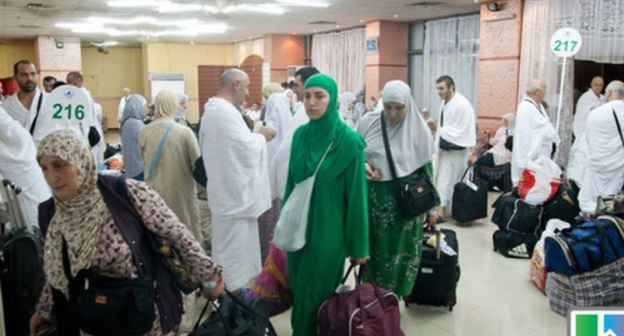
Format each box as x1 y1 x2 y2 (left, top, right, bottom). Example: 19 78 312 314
264 93 292 161
356 80 435 181
339 92 356 122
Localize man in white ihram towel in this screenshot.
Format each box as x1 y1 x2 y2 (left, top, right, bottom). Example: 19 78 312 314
578 80 624 214
567 76 605 187
199 69 276 292
511 79 560 186
433 75 476 221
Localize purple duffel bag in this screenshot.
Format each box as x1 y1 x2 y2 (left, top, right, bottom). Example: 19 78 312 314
317 264 405 336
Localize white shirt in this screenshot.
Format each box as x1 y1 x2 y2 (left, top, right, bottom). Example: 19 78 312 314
437 91 476 148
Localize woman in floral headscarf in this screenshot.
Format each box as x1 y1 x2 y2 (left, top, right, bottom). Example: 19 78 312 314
30 130 223 336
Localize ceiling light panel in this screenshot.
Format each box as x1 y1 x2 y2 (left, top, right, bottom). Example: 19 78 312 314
107 0 170 8
275 0 330 7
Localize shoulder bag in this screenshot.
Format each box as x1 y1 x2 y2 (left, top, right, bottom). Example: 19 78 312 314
380 113 439 219
147 120 176 180
273 142 333 252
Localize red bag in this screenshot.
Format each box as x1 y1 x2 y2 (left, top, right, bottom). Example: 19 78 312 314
529 245 547 295
318 264 404 336
245 243 293 316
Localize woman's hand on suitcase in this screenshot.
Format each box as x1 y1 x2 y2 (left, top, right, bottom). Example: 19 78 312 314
29 311 47 336
350 256 370 265
426 214 437 232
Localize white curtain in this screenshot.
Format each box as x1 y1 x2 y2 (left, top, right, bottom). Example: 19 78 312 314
422 15 480 121
311 28 366 93
574 0 624 63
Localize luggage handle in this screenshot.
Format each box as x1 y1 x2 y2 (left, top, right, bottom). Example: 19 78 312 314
354 264 390 319
423 229 443 261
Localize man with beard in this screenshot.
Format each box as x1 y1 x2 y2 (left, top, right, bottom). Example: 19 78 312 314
3 60 47 133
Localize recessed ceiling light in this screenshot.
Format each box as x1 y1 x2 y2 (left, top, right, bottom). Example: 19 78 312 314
190 40 194 44
335 24 340 28
313 29 317 32
275 0 329 7
394 14 398 18
359 19 364 23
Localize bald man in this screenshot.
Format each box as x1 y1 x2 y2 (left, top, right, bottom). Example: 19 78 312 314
567 76 606 187
511 79 560 185
199 69 276 293
578 80 624 214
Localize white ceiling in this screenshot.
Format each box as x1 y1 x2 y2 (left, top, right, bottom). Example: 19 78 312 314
0 0 482 45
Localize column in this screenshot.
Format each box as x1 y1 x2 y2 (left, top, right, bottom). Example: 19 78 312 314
35 36 82 85
365 20 408 107
477 0 524 133
263 34 305 83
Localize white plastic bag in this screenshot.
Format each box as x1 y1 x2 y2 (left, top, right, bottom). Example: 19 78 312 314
518 156 561 206
273 143 332 252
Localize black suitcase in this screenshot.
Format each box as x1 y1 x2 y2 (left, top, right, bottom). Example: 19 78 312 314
406 228 460 311
452 167 488 223
0 179 45 336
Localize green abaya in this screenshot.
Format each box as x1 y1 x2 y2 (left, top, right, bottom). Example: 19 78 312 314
285 74 370 336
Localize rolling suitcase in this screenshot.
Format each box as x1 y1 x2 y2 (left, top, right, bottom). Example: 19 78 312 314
0 179 45 336
406 228 460 311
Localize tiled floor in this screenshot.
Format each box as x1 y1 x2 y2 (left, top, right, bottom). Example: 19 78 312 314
269 192 568 336
104 130 567 336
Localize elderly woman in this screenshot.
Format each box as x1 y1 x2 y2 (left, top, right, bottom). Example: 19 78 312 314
339 91 357 128
356 80 437 297
286 74 369 336
29 130 224 336
120 94 146 180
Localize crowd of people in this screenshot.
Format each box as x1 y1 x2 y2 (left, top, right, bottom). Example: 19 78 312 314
0 57 623 336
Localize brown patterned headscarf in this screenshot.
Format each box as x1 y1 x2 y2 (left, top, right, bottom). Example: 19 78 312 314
37 130 108 291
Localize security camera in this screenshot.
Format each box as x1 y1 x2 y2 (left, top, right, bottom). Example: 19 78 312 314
97 46 109 54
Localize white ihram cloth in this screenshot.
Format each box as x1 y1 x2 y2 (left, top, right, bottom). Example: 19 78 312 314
0 106 51 229
567 89 605 186
578 100 624 213
434 92 476 207
356 80 434 182
3 88 47 130
264 93 292 163
199 97 270 289
270 102 309 200
511 97 560 186
486 113 514 166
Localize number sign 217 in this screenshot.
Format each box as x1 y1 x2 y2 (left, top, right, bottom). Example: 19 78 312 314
553 39 578 53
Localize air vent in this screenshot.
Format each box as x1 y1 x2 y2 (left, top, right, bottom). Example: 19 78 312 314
309 21 338 25
26 3 58 11
406 1 443 6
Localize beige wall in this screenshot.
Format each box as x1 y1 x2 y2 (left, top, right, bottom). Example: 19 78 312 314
82 46 144 129
0 40 36 78
144 42 234 124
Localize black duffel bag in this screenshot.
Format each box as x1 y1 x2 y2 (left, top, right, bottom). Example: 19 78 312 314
493 230 539 259
452 166 488 223
492 192 543 235
190 290 277 336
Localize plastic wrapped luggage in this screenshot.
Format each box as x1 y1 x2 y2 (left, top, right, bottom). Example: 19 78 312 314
406 229 460 311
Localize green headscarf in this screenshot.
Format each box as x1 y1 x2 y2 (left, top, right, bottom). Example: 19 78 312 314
287 74 365 186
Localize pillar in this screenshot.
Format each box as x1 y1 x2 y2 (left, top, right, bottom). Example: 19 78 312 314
477 0 524 133
365 20 408 107
35 36 82 85
263 34 305 83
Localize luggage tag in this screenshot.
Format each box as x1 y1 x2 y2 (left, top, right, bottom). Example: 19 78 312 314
465 180 479 192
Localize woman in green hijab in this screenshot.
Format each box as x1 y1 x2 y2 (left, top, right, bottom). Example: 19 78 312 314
285 74 370 336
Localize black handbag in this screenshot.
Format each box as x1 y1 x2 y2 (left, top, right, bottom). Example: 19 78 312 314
190 290 277 336
380 113 439 219
452 166 488 223
439 137 465 151
59 238 156 336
